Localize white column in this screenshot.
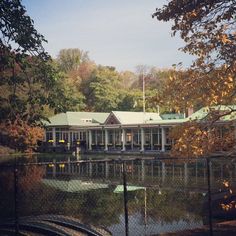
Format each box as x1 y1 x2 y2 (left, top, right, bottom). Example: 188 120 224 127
86 131 89 149
122 129 126 151
161 127 166 152
104 129 108 151
67 131 71 150
140 128 145 152
88 130 92 150
52 127 56 147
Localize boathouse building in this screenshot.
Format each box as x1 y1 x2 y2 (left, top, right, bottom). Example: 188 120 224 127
44 106 236 153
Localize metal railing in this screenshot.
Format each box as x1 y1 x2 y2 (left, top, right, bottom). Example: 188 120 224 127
0 156 236 235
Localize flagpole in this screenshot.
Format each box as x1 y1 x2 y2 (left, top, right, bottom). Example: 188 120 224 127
142 71 145 113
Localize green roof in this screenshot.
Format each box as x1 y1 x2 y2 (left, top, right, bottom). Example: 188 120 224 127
46 112 109 127
45 105 236 128
187 105 236 121
161 113 185 120
109 111 162 125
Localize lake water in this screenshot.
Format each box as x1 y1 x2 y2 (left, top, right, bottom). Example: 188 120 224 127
0 153 235 235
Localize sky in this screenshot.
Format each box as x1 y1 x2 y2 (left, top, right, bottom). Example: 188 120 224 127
22 0 195 72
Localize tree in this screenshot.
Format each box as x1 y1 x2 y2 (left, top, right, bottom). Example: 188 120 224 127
0 0 48 57
0 0 66 152
152 0 236 107
54 49 97 112
152 0 236 156
83 66 124 112
57 48 90 73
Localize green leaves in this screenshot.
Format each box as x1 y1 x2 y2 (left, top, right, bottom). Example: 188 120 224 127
0 0 47 58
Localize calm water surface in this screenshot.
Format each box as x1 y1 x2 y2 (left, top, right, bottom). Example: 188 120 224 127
0 153 235 235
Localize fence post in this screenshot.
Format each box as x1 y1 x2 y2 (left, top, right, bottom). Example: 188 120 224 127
14 164 19 235
206 157 213 236
122 161 129 236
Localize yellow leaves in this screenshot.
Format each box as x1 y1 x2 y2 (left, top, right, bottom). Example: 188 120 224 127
221 34 231 44
223 180 229 188
170 120 235 158
221 201 236 212
228 76 233 82
221 203 231 211
191 11 197 17
187 10 197 18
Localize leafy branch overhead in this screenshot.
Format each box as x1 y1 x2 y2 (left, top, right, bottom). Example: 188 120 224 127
153 0 236 108
152 1 236 157
0 0 47 58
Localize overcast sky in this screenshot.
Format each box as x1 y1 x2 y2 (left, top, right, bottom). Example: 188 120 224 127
22 0 195 72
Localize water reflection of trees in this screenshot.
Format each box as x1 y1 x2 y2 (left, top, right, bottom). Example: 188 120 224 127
0 166 124 227
0 165 45 219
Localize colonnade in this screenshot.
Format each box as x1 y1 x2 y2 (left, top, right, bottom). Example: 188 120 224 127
46 126 171 152
88 127 171 152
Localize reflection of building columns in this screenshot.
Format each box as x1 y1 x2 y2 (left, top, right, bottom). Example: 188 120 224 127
140 128 145 152
52 128 56 147
89 161 92 177
104 129 108 151
209 161 213 183
184 162 188 185
162 162 166 183
195 161 198 183
105 161 109 178
161 127 166 152
52 159 56 178
141 160 145 181
88 130 92 150
122 129 126 151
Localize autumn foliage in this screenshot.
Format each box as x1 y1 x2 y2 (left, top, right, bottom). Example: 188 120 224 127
0 118 44 152
0 165 45 194
170 122 235 158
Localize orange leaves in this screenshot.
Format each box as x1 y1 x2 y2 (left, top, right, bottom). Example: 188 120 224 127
0 118 44 152
220 180 236 212
170 121 235 158
220 34 232 44
153 0 236 112
223 180 229 188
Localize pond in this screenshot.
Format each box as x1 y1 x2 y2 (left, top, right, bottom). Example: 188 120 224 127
0 153 235 235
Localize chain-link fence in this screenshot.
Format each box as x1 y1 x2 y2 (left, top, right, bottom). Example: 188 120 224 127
0 156 236 235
